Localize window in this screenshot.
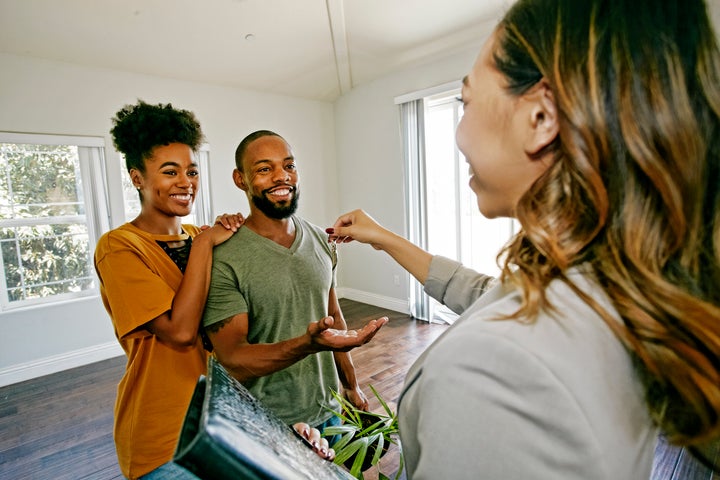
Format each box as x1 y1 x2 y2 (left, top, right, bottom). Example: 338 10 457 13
0 132 109 310
425 91 519 278
120 145 212 226
424 91 518 323
398 83 518 323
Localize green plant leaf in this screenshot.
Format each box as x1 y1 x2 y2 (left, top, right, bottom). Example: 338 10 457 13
322 425 357 435
348 437 370 478
393 439 405 480
370 432 385 466
331 430 357 451
334 436 365 465
370 384 395 419
323 387 402 479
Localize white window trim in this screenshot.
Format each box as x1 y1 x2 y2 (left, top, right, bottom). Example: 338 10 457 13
394 80 462 105
192 144 213 226
0 132 104 148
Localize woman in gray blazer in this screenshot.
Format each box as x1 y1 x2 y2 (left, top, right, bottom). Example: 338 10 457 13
328 0 720 477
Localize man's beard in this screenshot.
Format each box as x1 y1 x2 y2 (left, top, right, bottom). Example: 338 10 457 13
251 188 300 219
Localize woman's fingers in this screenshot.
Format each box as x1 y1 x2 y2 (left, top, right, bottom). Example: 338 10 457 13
214 212 245 231
292 423 335 461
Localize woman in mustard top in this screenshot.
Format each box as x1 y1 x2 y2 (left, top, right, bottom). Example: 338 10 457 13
94 100 243 479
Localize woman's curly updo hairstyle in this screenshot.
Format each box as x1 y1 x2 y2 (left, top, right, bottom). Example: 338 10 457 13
110 100 204 173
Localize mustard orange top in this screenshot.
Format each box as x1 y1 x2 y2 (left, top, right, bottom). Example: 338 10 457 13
94 223 208 479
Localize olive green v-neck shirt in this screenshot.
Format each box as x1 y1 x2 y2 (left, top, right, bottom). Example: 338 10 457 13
203 216 340 425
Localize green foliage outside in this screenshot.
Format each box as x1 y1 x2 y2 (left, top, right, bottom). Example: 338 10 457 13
0 143 94 303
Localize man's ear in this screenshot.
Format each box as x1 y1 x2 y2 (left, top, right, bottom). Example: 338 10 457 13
232 168 248 191
524 80 559 157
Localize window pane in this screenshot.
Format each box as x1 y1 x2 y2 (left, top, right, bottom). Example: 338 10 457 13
421 94 519 324
0 143 85 219
0 224 94 302
425 102 459 261
425 98 516 279
0 228 21 287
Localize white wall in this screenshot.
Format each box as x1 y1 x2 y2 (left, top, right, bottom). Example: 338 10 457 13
0 18 496 386
0 53 336 385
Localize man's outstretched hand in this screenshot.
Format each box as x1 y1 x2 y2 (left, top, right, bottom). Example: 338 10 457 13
306 316 388 352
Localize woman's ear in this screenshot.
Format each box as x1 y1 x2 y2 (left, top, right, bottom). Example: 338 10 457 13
232 168 248 191
524 80 559 157
129 168 143 189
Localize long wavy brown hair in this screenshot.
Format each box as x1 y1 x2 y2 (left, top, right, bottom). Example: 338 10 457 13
494 0 720 445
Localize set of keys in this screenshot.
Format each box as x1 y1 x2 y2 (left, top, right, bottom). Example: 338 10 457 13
326 228 345 268
330 236 338 267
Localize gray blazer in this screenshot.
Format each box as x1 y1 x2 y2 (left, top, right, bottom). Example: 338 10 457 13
398 256 657 479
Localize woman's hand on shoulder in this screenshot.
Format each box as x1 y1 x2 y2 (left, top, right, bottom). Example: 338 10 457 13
213 212 244 232
198 212 245 246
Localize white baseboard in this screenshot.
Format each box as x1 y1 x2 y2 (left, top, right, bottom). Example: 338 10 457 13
0 341 124 388
336 287 409 314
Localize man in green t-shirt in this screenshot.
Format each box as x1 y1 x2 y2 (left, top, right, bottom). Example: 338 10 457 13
202 130 387 436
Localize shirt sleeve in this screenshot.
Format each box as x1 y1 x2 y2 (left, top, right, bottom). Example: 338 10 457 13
96 245 175 339
202 258 248 328
424 255 496 314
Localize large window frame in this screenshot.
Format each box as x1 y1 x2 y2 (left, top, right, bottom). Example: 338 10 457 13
0 132 110 311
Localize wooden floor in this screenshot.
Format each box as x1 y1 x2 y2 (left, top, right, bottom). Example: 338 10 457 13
0 355 125 480
0 299 447 480
2 297 718 480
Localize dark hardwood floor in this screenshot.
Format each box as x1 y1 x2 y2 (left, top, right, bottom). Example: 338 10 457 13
4 297 715 480
0 299 447 480
0 355 125 480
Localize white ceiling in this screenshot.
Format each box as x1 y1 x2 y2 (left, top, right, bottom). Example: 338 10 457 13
0 0 511 102
3 1 718 103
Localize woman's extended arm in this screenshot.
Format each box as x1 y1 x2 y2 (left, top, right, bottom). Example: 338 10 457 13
330 209 433 285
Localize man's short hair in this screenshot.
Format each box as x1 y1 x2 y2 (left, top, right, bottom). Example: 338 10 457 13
234 130 284 171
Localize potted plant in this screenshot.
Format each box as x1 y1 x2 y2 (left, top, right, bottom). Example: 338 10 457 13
322 385 404 480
